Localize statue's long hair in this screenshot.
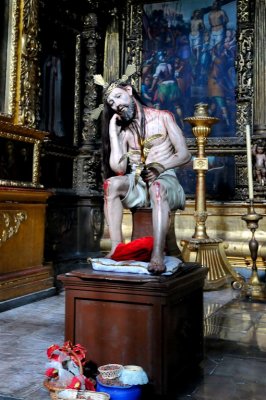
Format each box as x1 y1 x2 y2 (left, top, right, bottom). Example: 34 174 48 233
101 83 146 179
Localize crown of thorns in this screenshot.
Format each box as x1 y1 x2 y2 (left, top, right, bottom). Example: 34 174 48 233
90 64 136 120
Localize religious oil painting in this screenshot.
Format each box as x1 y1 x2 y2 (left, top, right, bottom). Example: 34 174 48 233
177 155 235 200
141 0 237 138
0 137 33 183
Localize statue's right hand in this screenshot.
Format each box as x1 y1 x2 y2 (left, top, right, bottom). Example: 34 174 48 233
109 114 122 137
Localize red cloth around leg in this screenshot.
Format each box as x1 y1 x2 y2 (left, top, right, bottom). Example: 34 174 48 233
111 236 154 262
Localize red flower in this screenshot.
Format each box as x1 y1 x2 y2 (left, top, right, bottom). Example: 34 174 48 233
45 368 58 379
85 377 96 391
72 343 87 363
67 376 82 390
59 341 87 365
47 344 60 360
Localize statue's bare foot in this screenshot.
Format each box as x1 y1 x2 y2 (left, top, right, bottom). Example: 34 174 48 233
148 256 166 275
104 250 114 259
104 243 121 259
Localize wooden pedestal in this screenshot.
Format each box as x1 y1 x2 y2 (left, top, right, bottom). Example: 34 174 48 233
0 187 53 301
59 265 207 396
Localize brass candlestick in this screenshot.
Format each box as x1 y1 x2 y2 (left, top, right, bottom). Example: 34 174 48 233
181 103 245 290
184 103 218 240
241 201 266 300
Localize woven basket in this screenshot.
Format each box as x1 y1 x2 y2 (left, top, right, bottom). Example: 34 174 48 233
56 389 110 400
98 364 123 380
43 349 84 400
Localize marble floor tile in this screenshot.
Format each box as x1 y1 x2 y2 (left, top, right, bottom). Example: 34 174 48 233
212 355 266 384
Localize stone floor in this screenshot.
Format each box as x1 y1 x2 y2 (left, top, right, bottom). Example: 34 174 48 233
1 279 266 399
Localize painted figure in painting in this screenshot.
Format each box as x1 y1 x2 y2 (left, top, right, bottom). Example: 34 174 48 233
198 31 211 86
1 140 16 180
173 57 192 126
189 9 205 65
253 141 266 186
40 41 65 137
18 147 32 182
150 51 180 112
141 75 153 107
207 44 230 126
208 0 229 49
95 69 191 274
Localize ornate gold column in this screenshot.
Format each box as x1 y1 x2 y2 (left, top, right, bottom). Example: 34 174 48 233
253 0 266 137
19 0 40 127
181 104 245 290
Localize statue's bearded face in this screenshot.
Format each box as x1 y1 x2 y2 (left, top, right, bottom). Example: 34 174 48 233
107 87 136 122
120 96 136 122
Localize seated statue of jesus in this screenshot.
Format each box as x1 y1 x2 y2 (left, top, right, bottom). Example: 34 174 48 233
95 69 191 274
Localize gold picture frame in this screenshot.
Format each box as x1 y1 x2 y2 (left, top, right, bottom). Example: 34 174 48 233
0 121 43 188
0 0 40 127
0 0 45 188
0 0 19 120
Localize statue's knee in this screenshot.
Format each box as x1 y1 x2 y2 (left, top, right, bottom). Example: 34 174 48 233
104 177 118 195
104 176 125 196
149 181 167 202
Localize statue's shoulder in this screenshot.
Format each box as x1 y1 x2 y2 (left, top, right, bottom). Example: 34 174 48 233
144 106 173 119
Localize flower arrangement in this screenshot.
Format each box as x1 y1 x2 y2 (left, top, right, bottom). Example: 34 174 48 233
44 341 96 398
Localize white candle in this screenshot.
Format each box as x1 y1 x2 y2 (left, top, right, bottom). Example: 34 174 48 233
246 125 254 199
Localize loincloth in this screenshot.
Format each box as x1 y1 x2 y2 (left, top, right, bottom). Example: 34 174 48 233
121 168 185 210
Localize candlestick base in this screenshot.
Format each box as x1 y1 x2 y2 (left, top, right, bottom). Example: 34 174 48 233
181 238 245 290
241 280 266 301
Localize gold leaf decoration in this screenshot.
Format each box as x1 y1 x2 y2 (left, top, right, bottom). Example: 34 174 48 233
123 64 137 79
93 74 108 87
0 211 27 246
119 150 141 164
90 104 104 120
143 134 163 148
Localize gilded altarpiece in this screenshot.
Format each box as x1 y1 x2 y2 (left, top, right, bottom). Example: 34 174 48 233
0 0 53 305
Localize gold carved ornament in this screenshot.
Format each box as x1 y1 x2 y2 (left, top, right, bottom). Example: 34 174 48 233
0 211 27 246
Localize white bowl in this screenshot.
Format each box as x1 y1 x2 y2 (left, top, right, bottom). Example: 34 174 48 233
119 365 148 385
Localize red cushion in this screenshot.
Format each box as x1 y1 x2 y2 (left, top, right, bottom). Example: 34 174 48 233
111 236 154 262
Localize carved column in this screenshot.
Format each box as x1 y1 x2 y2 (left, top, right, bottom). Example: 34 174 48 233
235 0 255 200
80 13 98 148
253 0 266 137
73 13 102 195
53 11 104 265
19 0 40 127
251 0 266 198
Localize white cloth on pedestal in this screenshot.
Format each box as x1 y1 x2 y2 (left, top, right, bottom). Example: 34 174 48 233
88 256 182 275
